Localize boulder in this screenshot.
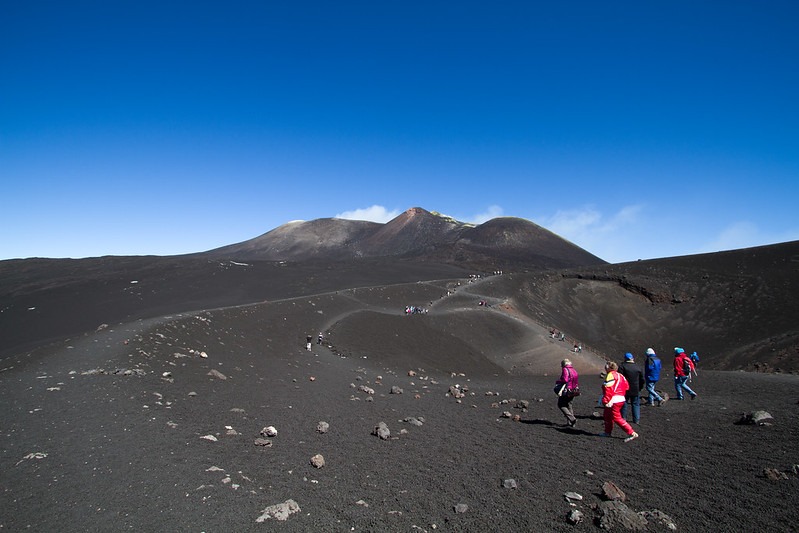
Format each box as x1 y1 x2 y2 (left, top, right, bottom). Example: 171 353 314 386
601 481 626 502
597 501 648 531
737 411 774 425
256 499 300 522
373 422 391 440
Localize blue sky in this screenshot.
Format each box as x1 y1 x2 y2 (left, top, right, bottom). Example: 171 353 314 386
2 1 798 263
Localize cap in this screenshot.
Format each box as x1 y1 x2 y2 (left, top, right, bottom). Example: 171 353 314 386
675 347 684 354
624 352 634 360
646 348 655 355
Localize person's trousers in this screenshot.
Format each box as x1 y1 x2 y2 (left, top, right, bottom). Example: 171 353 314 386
674 376 696 399
620 395 640 423
557 395 576 424
604 403 634 435
645 381 663 404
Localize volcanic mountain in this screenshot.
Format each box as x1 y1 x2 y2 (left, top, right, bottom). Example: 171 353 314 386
2 208 798 532
205 207 606 270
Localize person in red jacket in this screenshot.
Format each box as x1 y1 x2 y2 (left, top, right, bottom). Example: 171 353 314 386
599 361 639 442
673 347 698 400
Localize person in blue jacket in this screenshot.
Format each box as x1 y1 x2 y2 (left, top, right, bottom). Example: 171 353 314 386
644 348 667 406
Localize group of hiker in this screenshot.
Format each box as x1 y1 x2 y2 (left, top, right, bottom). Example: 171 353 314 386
554 347 700 443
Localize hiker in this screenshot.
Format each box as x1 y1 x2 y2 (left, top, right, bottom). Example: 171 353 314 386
673 348 698 400
317 332 323 345
690 351 700 365
619 353 645 424
306 335 312 351
555 359 580 427
644 348 667 406
599 361 639 442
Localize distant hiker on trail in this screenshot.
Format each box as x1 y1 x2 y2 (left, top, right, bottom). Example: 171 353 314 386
317 332 323 345
306 335 313 351
599 361 639 442
619 353 645 424
644 348 667 406
555 359 580 427
690 351 700 366
673 348 698 400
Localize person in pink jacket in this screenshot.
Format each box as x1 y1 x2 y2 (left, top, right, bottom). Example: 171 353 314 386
599 361 639 442
555 359 580 427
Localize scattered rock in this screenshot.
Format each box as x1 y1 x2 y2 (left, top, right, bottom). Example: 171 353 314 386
373 422 391 440
96 324 108 331
567 509 584 525
502 479 518 489
763 468 789 480
206 466 225 472
256 499 300 522
403 416 424 426
355 500 369 507
639 510 677 530
602 481 626 502
261 426 278 437
516 399 529 409
500 411 512 418
254 438 272 447
359 385 375 395
15 452 47 466
564 491 583 501
188 391 197 397
597 501 648 531
390 386 403 394
449 385 466 399
200 435 218 442
310 454 325 468
317 421 330 434
454 503 468 514
737 410 774 426
207 369 227 381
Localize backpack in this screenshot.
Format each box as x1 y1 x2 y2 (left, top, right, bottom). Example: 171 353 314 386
682 358 692 375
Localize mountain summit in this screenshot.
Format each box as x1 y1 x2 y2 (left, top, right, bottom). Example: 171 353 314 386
205 207 606 269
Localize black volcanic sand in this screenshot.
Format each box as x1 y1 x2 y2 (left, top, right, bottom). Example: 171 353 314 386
2 274 798 532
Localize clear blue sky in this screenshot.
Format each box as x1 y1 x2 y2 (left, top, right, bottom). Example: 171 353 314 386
2 1 798 263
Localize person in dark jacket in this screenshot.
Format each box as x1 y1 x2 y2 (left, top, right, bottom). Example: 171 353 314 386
619 352 645 424
644 348 667 406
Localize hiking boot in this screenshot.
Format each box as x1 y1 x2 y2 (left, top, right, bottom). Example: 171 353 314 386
624 432 639 443
691 394 697 401
569 419 577 427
